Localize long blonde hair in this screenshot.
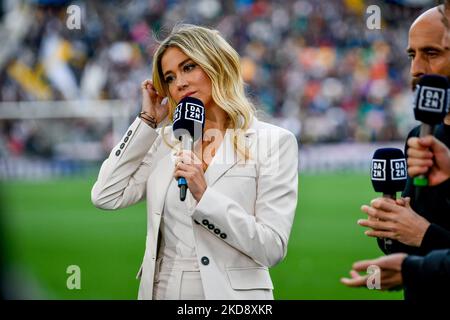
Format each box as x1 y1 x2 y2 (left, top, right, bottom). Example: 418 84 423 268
152 24 255 160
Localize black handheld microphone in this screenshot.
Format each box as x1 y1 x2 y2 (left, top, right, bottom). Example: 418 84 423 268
371 148 407 253
371 148 407 199
172 96 205 201
413 74 449 187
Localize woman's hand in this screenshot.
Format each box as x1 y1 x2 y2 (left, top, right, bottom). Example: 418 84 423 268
141 79 169 124
173 150 207 202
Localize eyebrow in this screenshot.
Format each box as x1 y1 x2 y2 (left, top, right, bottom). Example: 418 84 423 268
163 58 192 77
406 46 443 54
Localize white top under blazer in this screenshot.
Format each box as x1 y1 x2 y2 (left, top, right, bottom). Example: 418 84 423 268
153 178 204 300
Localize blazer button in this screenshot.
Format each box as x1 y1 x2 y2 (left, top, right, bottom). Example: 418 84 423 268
124 137 129 142
127 130 132 136
115 150 121 156
201 256 210 266
208 223 214 230
120 143 125 149
220 233 227 239
214 228 220 234
202 219 209 226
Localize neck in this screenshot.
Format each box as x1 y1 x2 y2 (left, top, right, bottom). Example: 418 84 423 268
204 104 229 132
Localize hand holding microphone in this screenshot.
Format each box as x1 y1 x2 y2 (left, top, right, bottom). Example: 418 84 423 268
368 148 407 251
412 74 449 187
172 97 206 202
407 135 450 186
359 148 430 248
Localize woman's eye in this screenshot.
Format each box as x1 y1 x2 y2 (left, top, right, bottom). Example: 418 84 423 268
183 63 196 72
165 75 174 84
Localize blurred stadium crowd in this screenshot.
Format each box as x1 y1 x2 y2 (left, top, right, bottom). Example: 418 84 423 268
0 0 431 160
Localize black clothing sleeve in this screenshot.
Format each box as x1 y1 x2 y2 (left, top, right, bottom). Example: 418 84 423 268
402 249 450 301
421 223 450 252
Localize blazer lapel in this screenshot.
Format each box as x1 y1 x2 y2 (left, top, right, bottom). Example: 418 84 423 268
206 117 257 186
154 117 258 204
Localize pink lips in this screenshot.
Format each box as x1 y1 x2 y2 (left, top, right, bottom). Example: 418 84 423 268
182 91 196 99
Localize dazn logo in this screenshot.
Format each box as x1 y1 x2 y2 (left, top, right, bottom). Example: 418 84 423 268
418 86 445 113
371 160 386 181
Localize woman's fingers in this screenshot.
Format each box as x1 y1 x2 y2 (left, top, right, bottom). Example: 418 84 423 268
173 167 191 179
140 79 169 122
141 79 163 103
176 150 202 166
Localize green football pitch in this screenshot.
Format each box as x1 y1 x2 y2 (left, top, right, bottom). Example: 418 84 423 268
1 173 403 299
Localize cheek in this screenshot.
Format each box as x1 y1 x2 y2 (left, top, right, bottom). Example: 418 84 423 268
168 85 179 101
443 61 450 75
195 70 211 88
196 72 213 101
202 77 213 94
433 57 450 74
202 84 213 105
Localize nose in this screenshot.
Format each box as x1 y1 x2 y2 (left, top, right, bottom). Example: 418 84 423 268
175 74 188 91
410 54 429 79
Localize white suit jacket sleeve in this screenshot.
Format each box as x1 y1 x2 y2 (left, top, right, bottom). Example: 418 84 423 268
91 118 160 210
192 130 299 267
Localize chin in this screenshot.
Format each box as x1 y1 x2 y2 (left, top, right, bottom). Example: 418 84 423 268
195 96 208 105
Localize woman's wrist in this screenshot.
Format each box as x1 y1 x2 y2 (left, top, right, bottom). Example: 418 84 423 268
139 111 157 128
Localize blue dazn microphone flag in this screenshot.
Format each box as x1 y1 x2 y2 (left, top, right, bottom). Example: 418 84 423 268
172 97 205 201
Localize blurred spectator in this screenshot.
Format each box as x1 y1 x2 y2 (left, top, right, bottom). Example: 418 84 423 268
0 0 432 159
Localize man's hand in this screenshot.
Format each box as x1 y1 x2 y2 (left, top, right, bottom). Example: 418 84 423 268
358 197 430 247
341 253 407 290
407 135 450 186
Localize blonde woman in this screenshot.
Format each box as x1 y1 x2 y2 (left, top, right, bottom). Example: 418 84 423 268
91 24 298 300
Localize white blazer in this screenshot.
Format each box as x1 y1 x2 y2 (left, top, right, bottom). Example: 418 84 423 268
91 115 298 300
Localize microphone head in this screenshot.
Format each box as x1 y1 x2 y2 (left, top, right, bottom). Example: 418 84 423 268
371 148 407 195
413 74 449 125
172 96 205 141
